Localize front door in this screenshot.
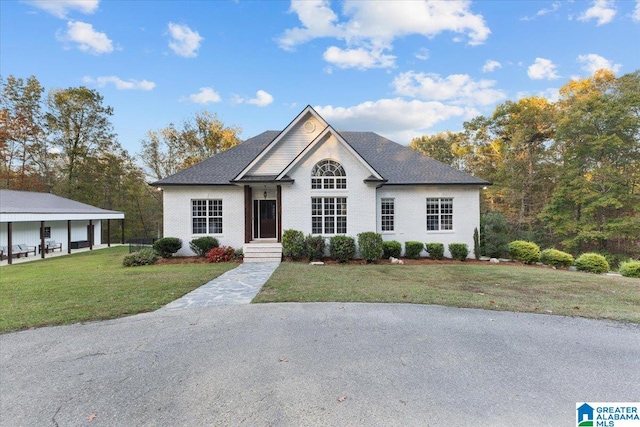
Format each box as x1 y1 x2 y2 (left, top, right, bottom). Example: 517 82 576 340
254 199 276 239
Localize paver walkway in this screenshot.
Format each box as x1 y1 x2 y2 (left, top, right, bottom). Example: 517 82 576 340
160 262 279 310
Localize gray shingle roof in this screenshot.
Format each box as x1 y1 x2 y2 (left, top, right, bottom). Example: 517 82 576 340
0 190 124 214
152 129 489 186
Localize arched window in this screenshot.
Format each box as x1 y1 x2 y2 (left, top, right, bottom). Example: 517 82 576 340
311 160 346 189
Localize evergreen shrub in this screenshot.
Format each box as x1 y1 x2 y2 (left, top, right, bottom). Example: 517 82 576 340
539 249 574 268
122 248 158 267
153 237 182 258
357 232 383 263
425 243 444 260
282 229 306 260
330 235 356 263
508 240 541 264
382 240 402 259
305 235 326 261
405 241 424 259
619 260 640 278
575 253 610 274
448 243 469 261
189 236 219 257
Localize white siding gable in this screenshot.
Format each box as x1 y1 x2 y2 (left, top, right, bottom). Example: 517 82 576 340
249 113 324 176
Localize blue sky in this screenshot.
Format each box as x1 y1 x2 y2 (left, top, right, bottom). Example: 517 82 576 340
1 0 639 155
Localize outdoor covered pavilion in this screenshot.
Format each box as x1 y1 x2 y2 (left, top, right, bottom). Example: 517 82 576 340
0 189 125 265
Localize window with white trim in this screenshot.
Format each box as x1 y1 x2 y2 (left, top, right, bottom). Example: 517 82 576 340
192 199 223 234
311 159 346 189
312 197 347 234
381 198 394 232
426 198 453 231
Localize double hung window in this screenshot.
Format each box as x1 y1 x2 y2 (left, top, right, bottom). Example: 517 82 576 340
192 199 223 234
426 198 453 231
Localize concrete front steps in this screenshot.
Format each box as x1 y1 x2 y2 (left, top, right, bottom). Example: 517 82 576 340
243 242 282 263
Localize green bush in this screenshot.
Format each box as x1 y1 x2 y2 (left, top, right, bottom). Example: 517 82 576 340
575 253 610 274
448 243 469 261
405 241 424 259
425 243 445 260
122 248 158 267
508 240 541 264
481 211 510 258
282 229 306 260
357 232 383 263
619 260 640 278
382 240 402 259
153 237 182 258
206 246 236 263
189 236 219 257
601 252 628 270
539 249 574 268
305 234 326 261
330 235 356 263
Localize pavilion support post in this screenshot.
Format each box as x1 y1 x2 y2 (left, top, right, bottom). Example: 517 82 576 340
107 219 111 247
41 221 46 259
121 219 125 244
89 220 93 250
7 222 13 265
67 220 71 254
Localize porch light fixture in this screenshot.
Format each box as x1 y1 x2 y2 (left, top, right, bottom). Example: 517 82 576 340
263 186 268 199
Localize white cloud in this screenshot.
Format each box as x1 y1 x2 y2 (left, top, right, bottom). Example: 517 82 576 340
323 46 395 69
167 23 203 58
577 53 622 74
578 0 616 26
187 87 221 104
392 71 506 106
527 58 559 80
521 1 561 21
233 90 274 107
83 76 155 90
56 20 113 55
633 0 640 21
315 98 472 143
277 0 490 69
25 0 99 18
414 48 430 61
482 60 502 73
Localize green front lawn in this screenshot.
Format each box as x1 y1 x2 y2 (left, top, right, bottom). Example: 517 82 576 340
0 247 235 333
253 262 640 323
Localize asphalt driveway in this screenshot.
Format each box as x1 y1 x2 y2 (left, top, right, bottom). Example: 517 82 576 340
1 303 639 426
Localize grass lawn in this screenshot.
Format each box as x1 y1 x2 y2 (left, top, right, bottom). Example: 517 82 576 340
0 246 236 333
253 262 640 323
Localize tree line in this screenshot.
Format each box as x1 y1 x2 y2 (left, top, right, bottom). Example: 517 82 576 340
410 70 640 259
0 75 240 241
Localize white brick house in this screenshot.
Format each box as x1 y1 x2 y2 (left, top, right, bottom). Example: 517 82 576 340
152 106 489 260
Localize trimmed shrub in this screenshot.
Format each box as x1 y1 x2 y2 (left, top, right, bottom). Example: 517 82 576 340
425 243 444 260
305 234 326 261
234 248 244 259
405 241 424 259
619 260 640 278
358 232 383 263
540 249 574 268
282 229 306 260
189 236 219 257
473 227 480 260
207 246 236 263
508 240 540 264
575 253 610 274
153 237 182 258
448 243 469 261
122 248 158 267
382 240 402 259
330 235 356 263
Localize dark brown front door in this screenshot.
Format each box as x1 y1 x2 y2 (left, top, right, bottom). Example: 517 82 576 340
258 200 276 239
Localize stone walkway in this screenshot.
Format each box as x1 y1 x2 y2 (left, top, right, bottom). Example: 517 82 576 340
160 262 280 310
